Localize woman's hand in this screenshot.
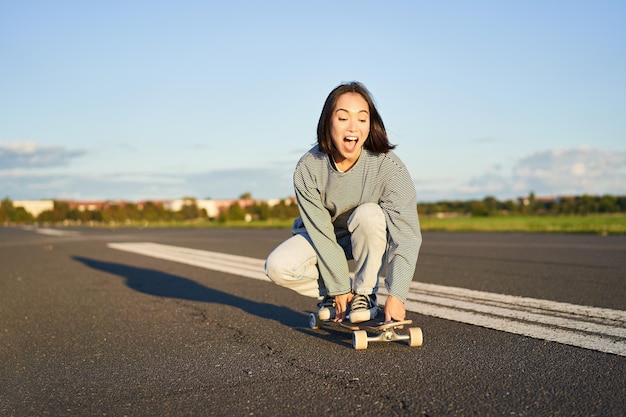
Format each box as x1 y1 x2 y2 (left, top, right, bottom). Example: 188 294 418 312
333 292 353 322
384 295 406 323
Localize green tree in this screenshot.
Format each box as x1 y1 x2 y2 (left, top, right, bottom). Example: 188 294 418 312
269 199 300 220
525 192 537 215
102 204 128 223
501 199 518 214
576 194 598 215
598 195 618 213
0 198 13 222
38 201 70 223
140 201 167 222
179 202 202 220
483 196 498 215
1 198 34 223
11 207 34 223
219 202 247 222
247 201 271 221
470 201 489 217
557 196 576 214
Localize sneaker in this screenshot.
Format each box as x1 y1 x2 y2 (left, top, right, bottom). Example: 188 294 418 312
349 293 379 323
317 295 336 321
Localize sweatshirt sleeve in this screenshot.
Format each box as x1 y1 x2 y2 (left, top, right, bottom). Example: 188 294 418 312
379 158 422 302
293 161 352 296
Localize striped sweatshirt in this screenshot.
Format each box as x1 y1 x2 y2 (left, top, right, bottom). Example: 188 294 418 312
292 145 422 302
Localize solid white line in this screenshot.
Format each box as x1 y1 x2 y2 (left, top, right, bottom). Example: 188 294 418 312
108 242 626 357
401 299 626 356
107 242 268 281
404 288 626 337
21 226 81 237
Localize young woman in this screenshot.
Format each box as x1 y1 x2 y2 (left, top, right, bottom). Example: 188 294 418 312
265 81 422 323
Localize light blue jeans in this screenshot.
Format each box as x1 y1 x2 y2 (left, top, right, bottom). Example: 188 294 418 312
265 203 387 299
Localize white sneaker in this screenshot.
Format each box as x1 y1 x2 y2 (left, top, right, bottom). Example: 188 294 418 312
317 295 336 321
349 294 379 323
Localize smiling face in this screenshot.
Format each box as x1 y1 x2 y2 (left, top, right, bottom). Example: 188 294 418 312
330 92 370 172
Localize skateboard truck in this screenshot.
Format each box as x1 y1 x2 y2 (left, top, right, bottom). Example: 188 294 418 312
309 312 423 350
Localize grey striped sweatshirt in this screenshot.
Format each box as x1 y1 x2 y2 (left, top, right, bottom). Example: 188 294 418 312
292 145 422 302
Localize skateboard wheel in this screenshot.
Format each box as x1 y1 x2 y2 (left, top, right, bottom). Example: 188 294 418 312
353 330 368 350
408 327 423 347
309 312 321 329
318 308 332 321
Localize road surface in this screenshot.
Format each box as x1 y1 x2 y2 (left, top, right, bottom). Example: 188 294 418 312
1 226 625 416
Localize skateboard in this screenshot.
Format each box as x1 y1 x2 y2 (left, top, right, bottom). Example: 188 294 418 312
309 312 423 350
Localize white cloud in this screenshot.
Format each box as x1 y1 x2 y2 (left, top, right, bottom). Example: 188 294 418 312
0 141 85 169
416 147 626 201
451 147 626 200
0 167 294 201
512 147 626 194
4 140 624 203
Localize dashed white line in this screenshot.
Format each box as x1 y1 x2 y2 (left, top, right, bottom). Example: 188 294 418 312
108 242 626 357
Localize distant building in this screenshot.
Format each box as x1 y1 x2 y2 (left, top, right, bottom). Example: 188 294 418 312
11 196 297 218
13 200 54 217
165 198 229 218
68 201 107 211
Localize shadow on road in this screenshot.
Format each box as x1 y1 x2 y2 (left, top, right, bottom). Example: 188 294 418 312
73 256 305 327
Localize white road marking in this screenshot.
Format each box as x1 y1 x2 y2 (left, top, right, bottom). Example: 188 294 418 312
21 226 81 236
108 242 267 280
108 242 626 357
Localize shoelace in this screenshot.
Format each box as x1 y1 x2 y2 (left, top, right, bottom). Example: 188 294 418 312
319 296 335 308
351 295 371 310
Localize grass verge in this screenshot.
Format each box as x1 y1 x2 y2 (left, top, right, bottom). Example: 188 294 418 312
37 214 626 235
419 214 626 235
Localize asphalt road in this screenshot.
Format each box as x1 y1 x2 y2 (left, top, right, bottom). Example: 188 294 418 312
1 226 625 416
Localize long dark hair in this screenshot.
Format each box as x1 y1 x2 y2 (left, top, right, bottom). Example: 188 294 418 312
316 81 395 155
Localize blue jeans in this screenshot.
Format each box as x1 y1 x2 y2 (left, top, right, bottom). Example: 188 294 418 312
265 203 387 299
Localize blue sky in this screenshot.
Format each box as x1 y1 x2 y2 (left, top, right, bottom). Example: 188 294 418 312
1 1 625 203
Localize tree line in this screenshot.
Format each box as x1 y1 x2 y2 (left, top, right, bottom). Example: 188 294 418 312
419 193 626 217
1 193 625 225
0 197 300 225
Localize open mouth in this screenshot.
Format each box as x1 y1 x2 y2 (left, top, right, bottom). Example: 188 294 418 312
343 136 359 152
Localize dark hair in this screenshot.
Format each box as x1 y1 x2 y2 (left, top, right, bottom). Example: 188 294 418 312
316 81 395 155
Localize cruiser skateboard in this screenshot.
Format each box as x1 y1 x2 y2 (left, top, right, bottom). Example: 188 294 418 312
309 312 423 350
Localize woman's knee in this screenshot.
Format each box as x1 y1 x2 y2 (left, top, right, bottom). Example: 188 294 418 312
265 249 291 285
348 203 385 231
265 235 317 286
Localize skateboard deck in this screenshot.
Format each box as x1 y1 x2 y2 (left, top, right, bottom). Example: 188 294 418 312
309 312 423 350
